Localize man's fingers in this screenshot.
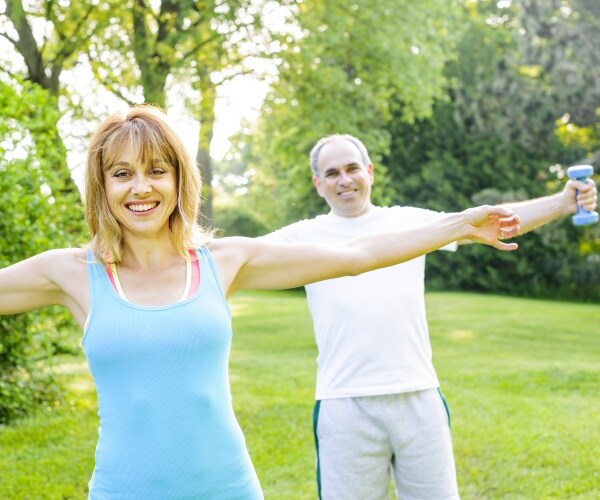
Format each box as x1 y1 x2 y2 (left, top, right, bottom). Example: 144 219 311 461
578 185 598 209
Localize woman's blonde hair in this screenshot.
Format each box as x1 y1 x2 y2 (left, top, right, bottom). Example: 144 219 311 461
85 105 212 264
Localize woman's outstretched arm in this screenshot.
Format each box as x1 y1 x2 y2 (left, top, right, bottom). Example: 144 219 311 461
211 205 520 296
0 249 85 317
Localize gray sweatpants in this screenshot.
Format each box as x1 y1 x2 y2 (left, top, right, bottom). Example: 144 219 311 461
313 389 459 500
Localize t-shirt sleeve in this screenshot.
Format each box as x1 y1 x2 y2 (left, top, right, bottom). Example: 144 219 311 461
259 223 302 243
441 241 458 252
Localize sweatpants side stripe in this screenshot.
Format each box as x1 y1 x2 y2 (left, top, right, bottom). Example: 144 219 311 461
312 400 322 500
437 387 452 426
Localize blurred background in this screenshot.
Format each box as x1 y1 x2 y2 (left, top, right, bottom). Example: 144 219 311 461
1 0 599 422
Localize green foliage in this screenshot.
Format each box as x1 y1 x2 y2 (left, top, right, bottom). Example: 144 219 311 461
211 155 274 236
87 0 286 218
0 78 86 422
213 203 271 237
0 315 59 423
243 0 465 224
381 2 600 301
514 0 600 128
238 0 599 302
0 291 598 498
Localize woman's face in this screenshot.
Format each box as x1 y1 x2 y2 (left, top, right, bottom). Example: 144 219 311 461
103 144 178 240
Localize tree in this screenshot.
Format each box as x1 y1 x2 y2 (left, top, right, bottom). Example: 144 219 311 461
516 0 600 128
1 0 116 197
87 0 289 221
0 78 86 422
240 0 466 225
0 0 108 419
382 0 599 300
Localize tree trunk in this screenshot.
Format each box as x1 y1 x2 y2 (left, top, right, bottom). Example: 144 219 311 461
131 0 172 108
196 77 217 223
5 0 81 198
5 0 56 92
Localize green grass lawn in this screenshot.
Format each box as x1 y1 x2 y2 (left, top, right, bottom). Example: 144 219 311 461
0 291 598 499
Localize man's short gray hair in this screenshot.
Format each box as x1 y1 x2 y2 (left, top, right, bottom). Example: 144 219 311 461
309 134 372 176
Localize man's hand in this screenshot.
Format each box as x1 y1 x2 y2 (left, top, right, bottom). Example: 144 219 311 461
461 206 521 251
562 178 597 215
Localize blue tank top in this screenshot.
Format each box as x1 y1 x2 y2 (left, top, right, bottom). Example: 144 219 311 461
83 247 262 499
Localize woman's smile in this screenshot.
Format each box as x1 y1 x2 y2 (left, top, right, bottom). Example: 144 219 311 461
126 202 160 213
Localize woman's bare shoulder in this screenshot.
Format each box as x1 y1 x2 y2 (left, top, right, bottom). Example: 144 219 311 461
204 237 257 296
40 247 91 281
39 247 89 265
205 236 251 254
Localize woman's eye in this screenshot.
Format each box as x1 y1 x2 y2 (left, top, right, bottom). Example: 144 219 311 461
113 170 129 178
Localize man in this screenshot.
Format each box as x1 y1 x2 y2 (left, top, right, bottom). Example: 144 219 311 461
263 134 597 500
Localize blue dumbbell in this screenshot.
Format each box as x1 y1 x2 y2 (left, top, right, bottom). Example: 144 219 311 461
567 165 598 225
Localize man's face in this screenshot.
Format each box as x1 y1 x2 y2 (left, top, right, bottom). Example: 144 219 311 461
312 138 374 217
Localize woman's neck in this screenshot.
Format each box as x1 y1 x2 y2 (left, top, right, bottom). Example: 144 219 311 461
119 235 180 271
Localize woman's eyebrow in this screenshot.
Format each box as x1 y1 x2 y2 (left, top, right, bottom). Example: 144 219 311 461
103 160 130 172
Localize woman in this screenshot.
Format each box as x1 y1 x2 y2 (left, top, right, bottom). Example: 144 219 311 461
0 105 519 499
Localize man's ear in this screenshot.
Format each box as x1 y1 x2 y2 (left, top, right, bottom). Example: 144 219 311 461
367 163 374 183
312 175 325 198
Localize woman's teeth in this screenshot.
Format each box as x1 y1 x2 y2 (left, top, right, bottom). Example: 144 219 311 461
128 203 157 212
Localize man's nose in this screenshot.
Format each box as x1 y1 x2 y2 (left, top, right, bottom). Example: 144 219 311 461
338 171 352 184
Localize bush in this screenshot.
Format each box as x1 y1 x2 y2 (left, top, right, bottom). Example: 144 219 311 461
0 78 85 423
214 204 271 237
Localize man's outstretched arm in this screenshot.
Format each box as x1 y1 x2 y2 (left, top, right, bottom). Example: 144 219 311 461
458 177 597 245
503 178 596 235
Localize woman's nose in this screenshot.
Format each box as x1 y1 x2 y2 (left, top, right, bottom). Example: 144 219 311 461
131 174 151 195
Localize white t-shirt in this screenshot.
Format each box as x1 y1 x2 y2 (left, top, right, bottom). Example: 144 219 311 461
264 205 457 400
